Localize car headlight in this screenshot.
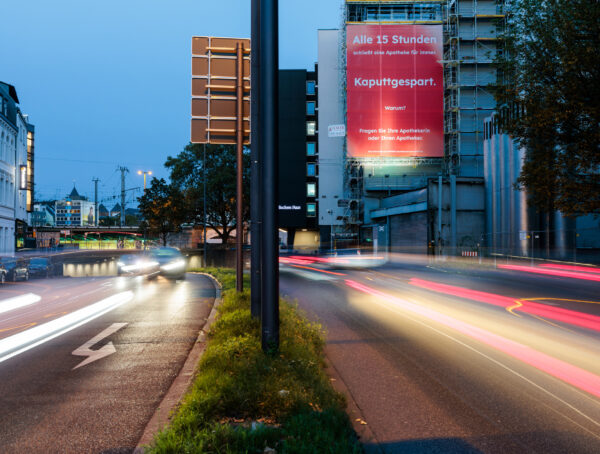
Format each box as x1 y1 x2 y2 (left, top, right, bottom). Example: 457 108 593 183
161 260 186 271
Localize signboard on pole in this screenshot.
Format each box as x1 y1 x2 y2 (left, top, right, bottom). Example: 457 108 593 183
191 36 251 145
346 24 443 158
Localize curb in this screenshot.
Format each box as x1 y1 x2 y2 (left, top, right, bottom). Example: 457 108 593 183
324 351 384 454
134 273 223 453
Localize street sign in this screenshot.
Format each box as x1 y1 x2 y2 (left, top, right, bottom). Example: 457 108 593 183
191 36 251 145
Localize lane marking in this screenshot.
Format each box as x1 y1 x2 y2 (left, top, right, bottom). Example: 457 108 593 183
0 293 42 316
0 322 37 334
72 323 128 369
506 300 523 317
0 291 134 364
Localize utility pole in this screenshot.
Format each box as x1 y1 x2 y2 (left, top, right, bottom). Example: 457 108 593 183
117 166 129 227
259 0 279 353
203 144 207 267
250 0 262 318
93 178 99 227
236 41 244 293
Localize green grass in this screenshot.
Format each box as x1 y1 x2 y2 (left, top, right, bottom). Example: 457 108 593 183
146 268 362 454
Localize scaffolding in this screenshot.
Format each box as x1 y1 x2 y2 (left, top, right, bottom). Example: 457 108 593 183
443 0 506 175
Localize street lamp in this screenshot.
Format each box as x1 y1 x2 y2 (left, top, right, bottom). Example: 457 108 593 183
137 170 152 190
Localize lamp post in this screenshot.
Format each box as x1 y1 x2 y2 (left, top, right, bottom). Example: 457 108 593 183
327 209 334 254
137 170 152 190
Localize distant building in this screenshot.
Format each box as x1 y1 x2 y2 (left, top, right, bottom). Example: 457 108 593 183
31 202 56 227
0 81 35 254
55 186 96 227
278 68 319 251
98 203 109 218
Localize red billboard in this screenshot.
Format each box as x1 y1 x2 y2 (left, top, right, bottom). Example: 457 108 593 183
346 24 443 158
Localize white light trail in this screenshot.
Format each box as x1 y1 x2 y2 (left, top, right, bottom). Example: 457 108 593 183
0 291 134 364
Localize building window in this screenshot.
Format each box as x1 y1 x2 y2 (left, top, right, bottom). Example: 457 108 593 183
306 121 316 136
307 183 316 197
306 142 316 156
307 163 316 177
306 81 316 95
306 101 315 116
307 203 316 217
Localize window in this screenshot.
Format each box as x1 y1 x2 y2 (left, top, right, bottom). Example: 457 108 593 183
306 203 316 217
306 121 316 136
307 163 316 177
306 101 315 116
307 183 316 197
306 81 316 95
306 142 316 156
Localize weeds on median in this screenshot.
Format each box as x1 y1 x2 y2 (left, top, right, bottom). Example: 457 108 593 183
147 268 363 454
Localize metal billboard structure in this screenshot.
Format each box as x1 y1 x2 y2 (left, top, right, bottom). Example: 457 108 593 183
191 36 250 292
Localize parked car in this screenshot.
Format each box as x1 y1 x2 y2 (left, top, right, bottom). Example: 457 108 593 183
28 257 55 278
0 258 29 282
0 262 6 284
149 247 187 280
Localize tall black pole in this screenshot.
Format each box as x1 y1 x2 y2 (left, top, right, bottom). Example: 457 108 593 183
235 41 244 292
250 0 262 318
259 0 279 352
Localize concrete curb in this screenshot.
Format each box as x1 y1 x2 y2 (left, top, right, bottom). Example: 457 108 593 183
134 273 223 453
323 351 384 454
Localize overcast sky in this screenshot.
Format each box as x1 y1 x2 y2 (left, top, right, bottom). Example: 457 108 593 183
0 0 343 207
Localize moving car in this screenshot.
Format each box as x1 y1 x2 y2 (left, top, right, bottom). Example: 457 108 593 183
28 257 55 278
0 258 29 282
116 253 159 277
149 247 187 280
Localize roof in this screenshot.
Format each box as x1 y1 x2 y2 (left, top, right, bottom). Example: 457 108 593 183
0 82 19 104
69 186 86 201
111 203 122 212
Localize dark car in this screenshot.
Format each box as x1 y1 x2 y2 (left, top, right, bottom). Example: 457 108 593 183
0 258 29 282
116 253 159 277
28 257 54 278
149 247 187 280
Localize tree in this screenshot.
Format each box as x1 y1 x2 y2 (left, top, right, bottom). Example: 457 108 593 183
165 143 250 244
495 0 600 217
137 178 186 246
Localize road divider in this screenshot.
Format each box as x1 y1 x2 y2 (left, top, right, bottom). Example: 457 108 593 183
0 291 134 364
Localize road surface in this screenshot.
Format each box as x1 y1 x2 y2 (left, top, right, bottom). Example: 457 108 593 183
280 256 600 453
0 273 215 453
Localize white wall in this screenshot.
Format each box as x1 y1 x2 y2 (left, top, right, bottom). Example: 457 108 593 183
317 29 346 227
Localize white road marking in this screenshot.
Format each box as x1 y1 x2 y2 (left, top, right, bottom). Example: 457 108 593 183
72 323 128 369
0 294 42 316
0 291 134 364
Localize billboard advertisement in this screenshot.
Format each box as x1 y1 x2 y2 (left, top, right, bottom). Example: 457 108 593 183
346 24 443 158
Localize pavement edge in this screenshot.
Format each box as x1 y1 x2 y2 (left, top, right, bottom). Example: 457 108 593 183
133 273 223 453
323 349 384 454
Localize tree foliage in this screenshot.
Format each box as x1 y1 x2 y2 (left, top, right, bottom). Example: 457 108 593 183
165 143 250 244
495 0 600 216
137 178 186 245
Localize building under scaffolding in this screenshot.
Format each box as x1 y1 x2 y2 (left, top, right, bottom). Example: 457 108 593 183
315 1 504 252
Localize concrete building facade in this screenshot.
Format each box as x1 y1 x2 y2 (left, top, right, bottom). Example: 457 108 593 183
0 82 34 255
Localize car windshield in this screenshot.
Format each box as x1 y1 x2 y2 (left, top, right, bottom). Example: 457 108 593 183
151 248 181 258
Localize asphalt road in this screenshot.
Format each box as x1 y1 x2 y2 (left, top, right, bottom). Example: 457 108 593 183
0 273 216 454
280 256 600 454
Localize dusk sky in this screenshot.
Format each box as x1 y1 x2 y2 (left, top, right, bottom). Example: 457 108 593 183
0 0 342 208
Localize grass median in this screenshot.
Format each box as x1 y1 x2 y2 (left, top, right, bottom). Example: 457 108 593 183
145 267 363 453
